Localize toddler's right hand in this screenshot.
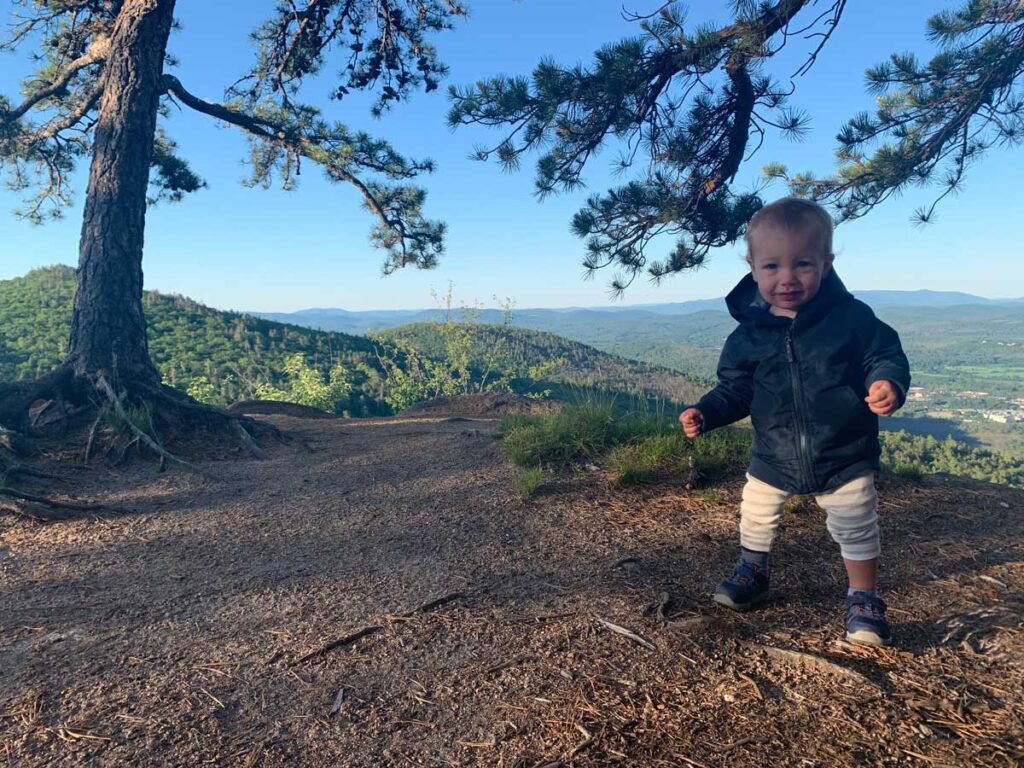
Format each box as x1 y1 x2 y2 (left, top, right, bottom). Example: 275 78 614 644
679 407 704 438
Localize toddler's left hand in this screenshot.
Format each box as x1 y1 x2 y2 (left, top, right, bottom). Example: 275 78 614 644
865 380 899 416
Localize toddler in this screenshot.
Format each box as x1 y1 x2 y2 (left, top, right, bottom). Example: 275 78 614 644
680 197 910 646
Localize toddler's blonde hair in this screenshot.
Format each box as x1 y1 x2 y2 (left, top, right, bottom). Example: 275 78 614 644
746 197 833 260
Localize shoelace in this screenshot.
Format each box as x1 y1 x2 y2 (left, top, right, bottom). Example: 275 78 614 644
727 562 761 586
849 601 884 619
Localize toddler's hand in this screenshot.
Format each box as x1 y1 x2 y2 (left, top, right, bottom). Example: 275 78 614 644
679 407 704 438
865 380 899 416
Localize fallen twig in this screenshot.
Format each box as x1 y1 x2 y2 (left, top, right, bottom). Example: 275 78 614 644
405 592 465 616
83 402 109 463
293 592 466 665
292 626 383 665
597 618 656 651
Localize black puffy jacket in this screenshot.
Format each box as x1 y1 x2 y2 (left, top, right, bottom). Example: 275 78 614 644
694 270 910 494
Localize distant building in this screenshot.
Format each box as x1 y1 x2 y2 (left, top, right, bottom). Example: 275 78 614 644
982 411 1018 424
958 391 990 398
907 386 927 400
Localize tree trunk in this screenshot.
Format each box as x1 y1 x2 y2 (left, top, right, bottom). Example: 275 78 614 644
66 0 177 383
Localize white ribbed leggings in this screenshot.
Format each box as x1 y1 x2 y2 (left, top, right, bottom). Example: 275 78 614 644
739 472 880 561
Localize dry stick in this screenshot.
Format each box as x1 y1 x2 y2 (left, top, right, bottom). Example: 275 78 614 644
292 625 384 666
596 618 657 651
83 402 109 463
293 592 466 665
406 592 465 616
737 672 764 701
97 375 206 476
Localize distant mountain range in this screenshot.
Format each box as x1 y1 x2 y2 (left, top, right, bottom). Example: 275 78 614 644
252 289 1024 335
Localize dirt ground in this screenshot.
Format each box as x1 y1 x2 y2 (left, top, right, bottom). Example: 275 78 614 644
1 409 1022 767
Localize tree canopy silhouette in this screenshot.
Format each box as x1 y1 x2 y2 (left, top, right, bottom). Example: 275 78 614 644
449 0 1024 294
0 0 465 451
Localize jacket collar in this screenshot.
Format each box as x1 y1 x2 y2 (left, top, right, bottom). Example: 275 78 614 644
724 268 853 327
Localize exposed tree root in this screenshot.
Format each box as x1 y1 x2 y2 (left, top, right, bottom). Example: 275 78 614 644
96 374 206 475
0 365 283 468
0 367 288 521
0 487 123 513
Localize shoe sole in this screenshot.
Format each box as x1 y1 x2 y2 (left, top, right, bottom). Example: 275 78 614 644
713 591 768 612
845 629 891 647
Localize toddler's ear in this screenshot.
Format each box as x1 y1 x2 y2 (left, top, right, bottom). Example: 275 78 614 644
822 252 835 275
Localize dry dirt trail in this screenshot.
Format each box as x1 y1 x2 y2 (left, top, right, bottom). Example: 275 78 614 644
1 409 1022 767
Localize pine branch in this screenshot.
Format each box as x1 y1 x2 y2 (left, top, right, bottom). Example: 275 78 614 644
449 0 827 289
162 74 443 270
1 35 110 122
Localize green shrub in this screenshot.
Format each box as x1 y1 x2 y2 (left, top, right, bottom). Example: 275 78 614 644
186 375 224 406
887 461 924 480
254 354 352 413
880 430 1024 487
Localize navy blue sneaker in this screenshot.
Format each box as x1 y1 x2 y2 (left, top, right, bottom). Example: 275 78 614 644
845 591 892 647
713 560 770 611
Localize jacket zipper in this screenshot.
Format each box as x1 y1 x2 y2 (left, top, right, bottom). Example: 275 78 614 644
786 327 814 491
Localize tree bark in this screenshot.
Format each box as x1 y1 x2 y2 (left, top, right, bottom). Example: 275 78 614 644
66 0 177 383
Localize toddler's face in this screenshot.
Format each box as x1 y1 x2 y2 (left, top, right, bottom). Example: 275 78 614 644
746 224 833 317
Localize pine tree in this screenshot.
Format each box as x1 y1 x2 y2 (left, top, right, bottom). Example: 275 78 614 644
0 0 466 450
449 1 1024 294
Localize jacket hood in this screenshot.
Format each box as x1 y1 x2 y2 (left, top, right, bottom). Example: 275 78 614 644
724 268 853 325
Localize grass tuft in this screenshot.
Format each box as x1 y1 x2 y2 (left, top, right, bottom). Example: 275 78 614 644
514 467 545 499
500 390 752 486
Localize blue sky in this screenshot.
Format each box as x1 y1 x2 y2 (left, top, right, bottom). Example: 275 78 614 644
2 1 1022 311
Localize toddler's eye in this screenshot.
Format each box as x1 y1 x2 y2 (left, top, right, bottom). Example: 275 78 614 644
762 263 777 270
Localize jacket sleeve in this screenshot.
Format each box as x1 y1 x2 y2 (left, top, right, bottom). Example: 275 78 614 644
861 309 911 406
694 329 755 431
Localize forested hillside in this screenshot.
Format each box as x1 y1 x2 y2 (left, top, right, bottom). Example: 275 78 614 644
372 322 706 406
0 266 390 415
0 267 705 415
